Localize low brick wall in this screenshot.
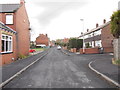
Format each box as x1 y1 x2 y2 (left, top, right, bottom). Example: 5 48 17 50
62 46 67 50
70 48 77 53
80 48 99 54
1 53 17 65
104 47 113 53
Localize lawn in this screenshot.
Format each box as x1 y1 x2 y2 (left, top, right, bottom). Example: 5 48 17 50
31 48 46 52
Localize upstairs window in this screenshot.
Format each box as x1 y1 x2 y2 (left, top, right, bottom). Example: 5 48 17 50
6 14 13 24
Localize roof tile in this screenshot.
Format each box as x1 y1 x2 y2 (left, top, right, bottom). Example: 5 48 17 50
0 4 21 13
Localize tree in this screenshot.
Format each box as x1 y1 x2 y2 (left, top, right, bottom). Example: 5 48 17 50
110 10 120 38
68 38 83 50
76 39 83 49
110 10 120 60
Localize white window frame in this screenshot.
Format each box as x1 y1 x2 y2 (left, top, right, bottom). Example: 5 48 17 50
1 34 13 53
6 14 13 24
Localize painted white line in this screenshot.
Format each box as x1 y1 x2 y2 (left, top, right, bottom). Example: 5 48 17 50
0 52 48 88
88 61 120 88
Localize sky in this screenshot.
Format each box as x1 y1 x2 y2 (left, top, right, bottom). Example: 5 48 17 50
0 0 120 41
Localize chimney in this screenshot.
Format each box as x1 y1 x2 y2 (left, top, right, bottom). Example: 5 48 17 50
87 29 89 32
103 19 106 24
46 34 48 37
96 23 99 28
20 0 25 4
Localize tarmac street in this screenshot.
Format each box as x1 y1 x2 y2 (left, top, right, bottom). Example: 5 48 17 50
3 47 116 88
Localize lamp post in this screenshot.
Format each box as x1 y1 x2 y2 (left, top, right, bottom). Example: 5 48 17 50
118 1 120 10
80 19 85 54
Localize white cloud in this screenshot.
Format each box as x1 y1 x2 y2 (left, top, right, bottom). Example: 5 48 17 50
0 0 120 41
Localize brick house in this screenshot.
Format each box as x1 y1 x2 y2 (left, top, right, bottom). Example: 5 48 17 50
0 0 30 65
35 34 49 47
79 19 114 54
62 38 69 44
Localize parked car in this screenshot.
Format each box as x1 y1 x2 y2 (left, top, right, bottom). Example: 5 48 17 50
57 46 61 50
29 49 36 53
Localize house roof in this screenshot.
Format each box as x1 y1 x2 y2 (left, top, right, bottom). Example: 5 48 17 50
0 4 21 13
0 21 16 33
79 21 110 38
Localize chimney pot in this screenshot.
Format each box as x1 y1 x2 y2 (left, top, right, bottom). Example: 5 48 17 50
96 23 99 28
20 0 25 4
103 19 106 24
87 29 89 32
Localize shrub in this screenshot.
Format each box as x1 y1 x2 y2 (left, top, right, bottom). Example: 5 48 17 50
114 59 120 64
18 53 27 59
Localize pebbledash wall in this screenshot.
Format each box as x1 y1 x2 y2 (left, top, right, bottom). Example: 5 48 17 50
0 0 30 65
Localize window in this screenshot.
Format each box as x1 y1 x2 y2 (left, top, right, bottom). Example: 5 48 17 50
94 29 101 36
95 40 102 47
6 14 13 24
1 34 12 53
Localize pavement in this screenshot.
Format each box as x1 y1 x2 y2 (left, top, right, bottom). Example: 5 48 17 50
62 49 120 88
2 49 49 83
89 59 120 87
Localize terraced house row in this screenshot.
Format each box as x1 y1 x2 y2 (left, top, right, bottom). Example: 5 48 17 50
79 19 114 54
0 0 30 65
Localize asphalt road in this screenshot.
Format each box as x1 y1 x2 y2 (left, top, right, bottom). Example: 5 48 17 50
4 47 115 88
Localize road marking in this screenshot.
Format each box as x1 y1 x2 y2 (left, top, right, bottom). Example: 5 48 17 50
88 61 120 88
0 52 48 88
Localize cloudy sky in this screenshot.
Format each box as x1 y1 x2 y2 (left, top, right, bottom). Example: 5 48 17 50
0 0 120 41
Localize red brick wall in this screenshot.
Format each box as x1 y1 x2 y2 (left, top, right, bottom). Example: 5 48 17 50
36 34 49 46
15 3 30 56
101 24 114 53
0 13 16 30
0 2 30 65
104 47 113 53
0 31 17 65
62 46 67 50
80 48 99 54
63 38 69 43
0 3 30 56
70 48 76 53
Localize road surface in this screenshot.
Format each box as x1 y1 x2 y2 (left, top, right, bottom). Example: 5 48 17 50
3 47 115 88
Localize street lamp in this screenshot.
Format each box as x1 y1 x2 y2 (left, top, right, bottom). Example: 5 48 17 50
80 19 85 54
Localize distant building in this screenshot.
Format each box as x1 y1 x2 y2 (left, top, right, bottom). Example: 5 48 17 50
35 34 49 47
62 38 69 44
79 19 114 53
0 0 30 65
49 40 55 47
